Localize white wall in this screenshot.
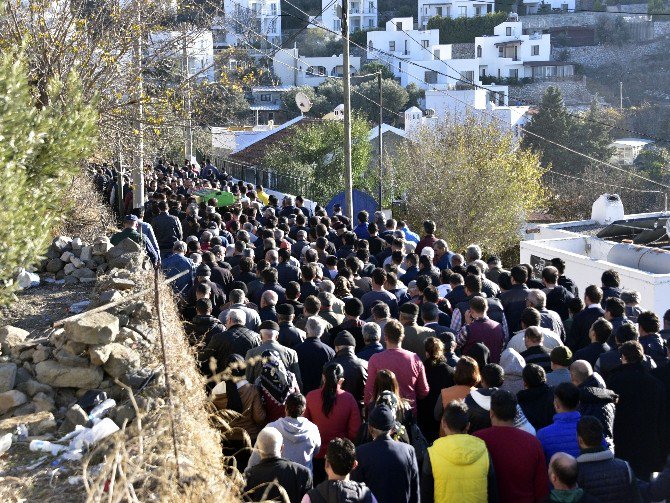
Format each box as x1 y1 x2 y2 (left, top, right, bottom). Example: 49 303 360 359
221 0 282 48
323 0 378 33
521 237 670 317
273 49 360 87
418 0 496 27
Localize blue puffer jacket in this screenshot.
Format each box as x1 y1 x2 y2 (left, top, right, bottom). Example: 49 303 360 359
537 411 581 461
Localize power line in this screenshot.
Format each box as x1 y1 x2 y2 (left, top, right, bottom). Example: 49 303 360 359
280 0 670 190
546 169 664 193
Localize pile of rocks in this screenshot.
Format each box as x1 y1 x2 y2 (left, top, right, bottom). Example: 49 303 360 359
0 297 156 436
0 235 160 436
40 235 146 285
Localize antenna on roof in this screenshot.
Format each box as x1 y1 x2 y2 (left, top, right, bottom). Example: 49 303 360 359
295 92 313 115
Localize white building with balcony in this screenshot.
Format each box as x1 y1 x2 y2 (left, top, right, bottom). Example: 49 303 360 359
474 19 554 80
273 49 361 87
610 138 654 165
147 30 215 82
418 0 496 28
424 87 530 141
523 0 575 14
212 0 282 50
322 0 378 34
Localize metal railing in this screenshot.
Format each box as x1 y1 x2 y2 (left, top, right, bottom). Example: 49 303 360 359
213 157 317 201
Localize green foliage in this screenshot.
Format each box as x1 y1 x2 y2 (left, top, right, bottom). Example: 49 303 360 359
593 0 606 10
351 78 409 125
261 116 373 204
406 83 424 108
648 0 670 14
392 115 547 255
635 146 670 183
523 89 615 215
0 53 97 301
295 29 343 57
427 12 508 44
495 0 517 13
358 62 395 80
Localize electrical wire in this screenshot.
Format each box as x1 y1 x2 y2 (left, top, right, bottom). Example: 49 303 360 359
546 169 663 193
280 0 670 190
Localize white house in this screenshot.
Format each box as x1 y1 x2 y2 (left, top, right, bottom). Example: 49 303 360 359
610 138 654 166
424 88 530 141
147 30 215 82
212 0 282 50
273 48 361 87
322 0 378 34
523 0 575 15
418 0 495 28
473 19 553 80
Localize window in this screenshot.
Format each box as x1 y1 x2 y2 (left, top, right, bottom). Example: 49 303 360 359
368 40 374 50
307 66 327 76
260 94 271 102
436 6 443 15
396 22 402 30
422 39 429 48
368 18 374 27
369 1 374 13
268 19 276 32
532 45 540 56
459 6 467 16
389 41 396 51
270 3 277 15
509 68 519 79
477 45 482 57
446 6 451 16
506 27 512 36
268 112 275 122
475 6 482 16
425 70 438 83
498 47 503 57
434 49 440 59
334 19 341 31
480 66 487 76
251 2 258 13
404 40 409 54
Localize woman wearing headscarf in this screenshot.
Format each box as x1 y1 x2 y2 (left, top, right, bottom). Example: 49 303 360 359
305 362 362 484
255 350 299 423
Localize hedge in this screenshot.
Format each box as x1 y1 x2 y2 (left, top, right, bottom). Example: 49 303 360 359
427 12 509 44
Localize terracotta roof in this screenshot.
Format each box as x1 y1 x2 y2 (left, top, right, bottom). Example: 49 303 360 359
228 117 321 166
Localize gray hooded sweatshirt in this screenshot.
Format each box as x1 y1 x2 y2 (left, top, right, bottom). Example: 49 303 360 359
247 416 321 472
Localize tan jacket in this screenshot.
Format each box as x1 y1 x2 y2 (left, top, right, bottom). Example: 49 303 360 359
213 382 266 440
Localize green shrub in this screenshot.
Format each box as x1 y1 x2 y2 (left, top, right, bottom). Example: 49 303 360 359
427 12 508 44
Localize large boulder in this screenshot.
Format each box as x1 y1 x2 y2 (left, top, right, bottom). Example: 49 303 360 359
64 312 119 345
35 360 104 389
89 344 113 366
72 268 96 280
45 258 64 273
79 246 93 262
0 363 17 393
0 326 29 355
92 237 113 256
0 390 28 414
63 263 77 275
102 343 141 378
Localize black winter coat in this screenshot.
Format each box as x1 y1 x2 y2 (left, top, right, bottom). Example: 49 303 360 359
332 347 368 406
244 456 312 503
578 374 618 442
517 384 556 430
608 362 667 478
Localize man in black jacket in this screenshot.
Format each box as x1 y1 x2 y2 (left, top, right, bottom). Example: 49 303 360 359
499 265 531 334
151 200 183 260
277 248 301 288
600 269 623 307
608 340 667 481
352 404 419 503
568 285 605 352
200 308 260 377
295 317 335 394
332 331 368 407
595 323 657 382
570 360 617 445
244 427 312 503
542 266 574 321
518 363 556 430
187 299 225 347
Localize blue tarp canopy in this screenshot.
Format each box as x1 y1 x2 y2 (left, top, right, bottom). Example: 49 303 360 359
325 189 379 217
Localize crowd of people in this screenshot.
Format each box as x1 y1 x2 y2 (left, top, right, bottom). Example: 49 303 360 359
93 159 670 503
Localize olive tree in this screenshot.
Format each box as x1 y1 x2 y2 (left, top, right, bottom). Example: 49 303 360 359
391 114 547 255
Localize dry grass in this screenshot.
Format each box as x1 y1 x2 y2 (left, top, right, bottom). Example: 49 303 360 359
79 271 241 502
54 170 117 242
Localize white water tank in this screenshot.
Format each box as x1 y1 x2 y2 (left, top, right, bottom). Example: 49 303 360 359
591 194 625 225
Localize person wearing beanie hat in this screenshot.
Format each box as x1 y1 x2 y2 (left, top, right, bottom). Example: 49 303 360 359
332 330 368 407
276 303 306 350
327 298 366 353
245 320 302 389
351 403 420 503
547 346 573 387
244 426 313 503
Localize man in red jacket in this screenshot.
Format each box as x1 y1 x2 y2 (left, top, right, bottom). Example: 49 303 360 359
475 389 550 503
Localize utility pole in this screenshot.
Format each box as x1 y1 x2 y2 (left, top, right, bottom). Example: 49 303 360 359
342 0 354 223
377 71 383 211
619 81 623 110
183 27 194 164
117 131 124 218
132 0 145 209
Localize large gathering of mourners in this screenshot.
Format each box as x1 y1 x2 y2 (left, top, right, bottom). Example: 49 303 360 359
91 159 670 503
